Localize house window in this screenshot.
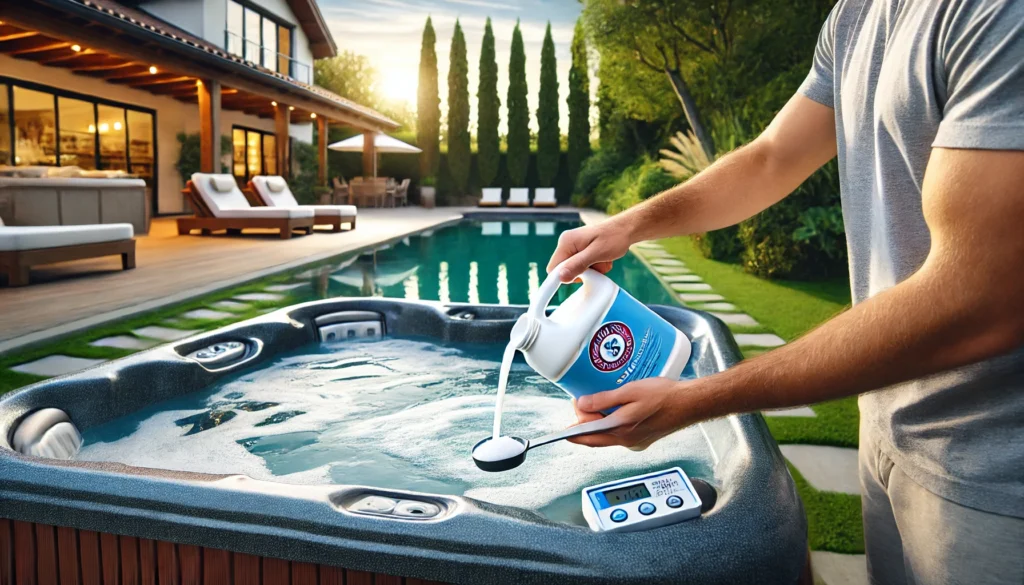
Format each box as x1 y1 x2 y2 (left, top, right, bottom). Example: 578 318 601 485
0 77 159 213
232 126 277 182
226 0 294 77
0 85 10 166
12 87 56 166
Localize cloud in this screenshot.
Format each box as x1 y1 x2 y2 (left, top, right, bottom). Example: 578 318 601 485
443 0 519 10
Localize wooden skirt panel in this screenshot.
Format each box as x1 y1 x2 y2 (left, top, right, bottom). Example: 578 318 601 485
0 240 135 269
313 214 357 232
0 519 447 585
176 217 315 235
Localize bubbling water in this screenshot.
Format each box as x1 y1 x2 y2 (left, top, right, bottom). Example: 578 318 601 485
76 339 711 519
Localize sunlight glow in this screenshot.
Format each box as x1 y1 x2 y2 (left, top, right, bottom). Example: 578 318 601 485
379 68 416 107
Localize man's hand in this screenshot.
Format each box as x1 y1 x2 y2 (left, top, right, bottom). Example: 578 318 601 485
567 377 696 449
546 224 629 283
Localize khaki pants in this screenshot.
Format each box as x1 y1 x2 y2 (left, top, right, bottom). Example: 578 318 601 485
859 424 1024 585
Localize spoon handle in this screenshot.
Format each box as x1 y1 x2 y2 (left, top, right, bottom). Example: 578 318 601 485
529 416 623 449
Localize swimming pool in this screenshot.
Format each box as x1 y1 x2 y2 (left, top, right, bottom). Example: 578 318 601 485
0 215 807 584
262 216 679 308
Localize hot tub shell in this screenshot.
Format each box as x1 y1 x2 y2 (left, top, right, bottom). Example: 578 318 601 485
0 299 807 584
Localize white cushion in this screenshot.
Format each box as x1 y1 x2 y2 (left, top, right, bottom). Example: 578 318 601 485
266 176 287 193
534 188 556 204
250 175 300 208
215 207 314 219
480 188 502 203
508 188 530 204
0 224 133 251
47 166 83 178
304 205 357 216
191 173 253 215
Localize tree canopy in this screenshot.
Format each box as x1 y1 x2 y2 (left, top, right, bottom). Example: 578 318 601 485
506 20 530 187
536 22 560 188
447 20 471 194
417 17 441 178
566 18 592 188
477 18 500 188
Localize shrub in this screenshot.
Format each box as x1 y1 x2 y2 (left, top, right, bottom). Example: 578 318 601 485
692 228 743 262
599 158 676 215
175 133 232 182
289 141 321 205
575 147 631 202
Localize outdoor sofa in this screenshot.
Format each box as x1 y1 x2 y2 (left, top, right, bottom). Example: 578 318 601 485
249 176 357 232
0 216 134 287
178 173 314 239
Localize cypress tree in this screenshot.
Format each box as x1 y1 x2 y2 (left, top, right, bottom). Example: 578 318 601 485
567 18 591 189
477 18 500 189
417 17 440 178
506 20 530 187
536 22 560 188
447 20 471 194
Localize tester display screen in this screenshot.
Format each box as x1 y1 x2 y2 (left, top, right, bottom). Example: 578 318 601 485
602 483 651 506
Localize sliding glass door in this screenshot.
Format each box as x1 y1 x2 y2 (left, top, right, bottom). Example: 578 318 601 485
232 126 278 183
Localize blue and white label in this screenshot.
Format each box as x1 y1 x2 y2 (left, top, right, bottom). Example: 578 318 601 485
556 290 679 406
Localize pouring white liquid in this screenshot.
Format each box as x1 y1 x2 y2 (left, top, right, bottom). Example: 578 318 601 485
490 343 518 439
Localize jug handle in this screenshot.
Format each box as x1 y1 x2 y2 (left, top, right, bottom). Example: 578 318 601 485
530 260 600 320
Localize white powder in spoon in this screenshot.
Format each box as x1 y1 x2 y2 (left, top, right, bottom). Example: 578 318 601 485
473 436 526 462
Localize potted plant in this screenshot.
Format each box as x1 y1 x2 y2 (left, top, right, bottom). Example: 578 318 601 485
313 185 332 205
420 176 437 209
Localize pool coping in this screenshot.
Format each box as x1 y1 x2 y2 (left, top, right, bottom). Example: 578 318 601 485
0 208 599 355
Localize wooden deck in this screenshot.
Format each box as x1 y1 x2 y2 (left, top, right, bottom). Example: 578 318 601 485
0 207 585 353
0 208 465 351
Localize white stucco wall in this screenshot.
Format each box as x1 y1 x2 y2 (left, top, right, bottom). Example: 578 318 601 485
1 54 282 215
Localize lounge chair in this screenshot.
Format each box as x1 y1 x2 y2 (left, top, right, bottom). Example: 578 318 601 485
178 174 314 239
0 216 134 286
534 188 557 208
249 176 357 232
508 188 530 207
479 188 502 207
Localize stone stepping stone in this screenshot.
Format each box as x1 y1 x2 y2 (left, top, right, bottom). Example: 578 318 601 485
811 551 868 585
212 300 249 312
679 293 725 303
711 312 759 327
638 248 673 258
781 444 861 495
181 309 234 321
763 406 817 417
649 258 687 267
234 292 285 302
633 242 663 250
661 274 703 283
133 326 199 341
694 301 737 311
265 283 306 292
734 333 786 347
654 266 692 274
671 282 713 292
89 335 158 350
12 355 107 377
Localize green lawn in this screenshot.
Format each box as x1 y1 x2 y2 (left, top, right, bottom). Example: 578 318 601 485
654 236 863 553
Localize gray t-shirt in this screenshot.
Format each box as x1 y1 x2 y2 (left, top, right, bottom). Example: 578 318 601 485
798 0 1024 517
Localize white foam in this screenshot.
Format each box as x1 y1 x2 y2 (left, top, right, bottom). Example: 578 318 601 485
77 339 714 512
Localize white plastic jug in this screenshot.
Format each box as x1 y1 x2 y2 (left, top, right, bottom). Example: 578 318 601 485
509 264 692 412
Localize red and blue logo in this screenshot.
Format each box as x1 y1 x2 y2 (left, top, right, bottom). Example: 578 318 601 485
589 322 635 372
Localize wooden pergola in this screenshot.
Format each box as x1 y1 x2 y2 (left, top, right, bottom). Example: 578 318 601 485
0 0 397 184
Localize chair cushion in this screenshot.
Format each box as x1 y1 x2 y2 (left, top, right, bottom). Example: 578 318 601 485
250 175 300 208
215 207 314 219
508 188 530 203
191 173 251 214
534 188 556 203
306 205 357 217
0 224 133 251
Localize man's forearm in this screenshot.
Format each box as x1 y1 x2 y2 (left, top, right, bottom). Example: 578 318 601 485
682 261 1024 420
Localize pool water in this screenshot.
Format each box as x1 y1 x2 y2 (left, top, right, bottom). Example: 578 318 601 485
281 219 680 307
78 338 711 525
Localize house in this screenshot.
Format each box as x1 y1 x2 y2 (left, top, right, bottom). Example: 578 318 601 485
0 0 393 219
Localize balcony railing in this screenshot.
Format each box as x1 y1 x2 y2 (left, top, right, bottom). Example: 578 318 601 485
224 31 312 85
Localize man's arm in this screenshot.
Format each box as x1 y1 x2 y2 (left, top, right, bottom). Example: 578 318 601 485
571 147 1024 448
548 94 837 282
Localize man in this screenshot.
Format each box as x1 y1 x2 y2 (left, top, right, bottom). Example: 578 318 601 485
548 1 1023 583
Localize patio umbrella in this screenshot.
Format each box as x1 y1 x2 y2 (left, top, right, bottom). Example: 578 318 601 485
328 133 422 154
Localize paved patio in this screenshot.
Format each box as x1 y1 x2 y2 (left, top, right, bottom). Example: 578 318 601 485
0 207 579 353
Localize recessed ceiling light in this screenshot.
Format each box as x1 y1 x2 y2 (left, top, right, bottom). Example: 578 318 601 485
288 106 295 111
149 66 157 74
113 122 122 131
271 101 277 107
71 44 82 52
99 123 109 132
310 113 317 119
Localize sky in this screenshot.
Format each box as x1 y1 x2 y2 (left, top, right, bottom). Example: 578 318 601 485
318 0 586 134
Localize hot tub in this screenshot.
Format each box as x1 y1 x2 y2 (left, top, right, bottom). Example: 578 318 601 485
0 299 807 584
